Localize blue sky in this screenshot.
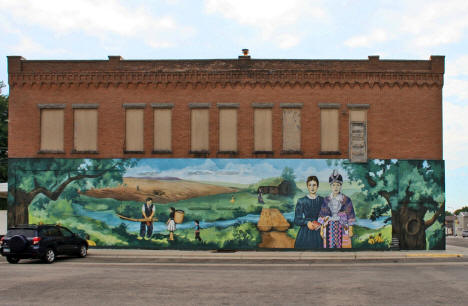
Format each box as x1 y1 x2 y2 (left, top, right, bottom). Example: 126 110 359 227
0 0 466 211
125 158 338 184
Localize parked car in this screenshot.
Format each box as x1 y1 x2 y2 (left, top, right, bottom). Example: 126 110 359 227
0 224 88 264
462 230 468 238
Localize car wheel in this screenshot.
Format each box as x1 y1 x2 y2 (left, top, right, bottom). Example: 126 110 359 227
78 245 87 258
6 256 20 264
43 248 56 264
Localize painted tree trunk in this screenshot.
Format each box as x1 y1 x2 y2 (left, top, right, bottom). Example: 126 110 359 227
8 200 29 226
398 205 427 250
7 189 31 226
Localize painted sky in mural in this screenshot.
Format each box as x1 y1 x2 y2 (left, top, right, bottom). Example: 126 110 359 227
125 159 349 185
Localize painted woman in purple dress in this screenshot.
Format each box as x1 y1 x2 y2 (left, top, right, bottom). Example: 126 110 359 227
318 170 356 248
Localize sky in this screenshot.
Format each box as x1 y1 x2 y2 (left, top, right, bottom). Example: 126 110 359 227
0 0 466 211
125 158 340 184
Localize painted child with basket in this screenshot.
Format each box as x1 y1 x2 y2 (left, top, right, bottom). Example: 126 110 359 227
167 207 177 241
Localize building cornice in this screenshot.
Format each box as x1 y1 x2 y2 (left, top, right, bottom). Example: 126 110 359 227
7 55 444 89
8 70 443 89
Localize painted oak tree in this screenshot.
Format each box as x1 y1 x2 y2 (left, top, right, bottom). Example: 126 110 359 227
8 159 137 226
329 160 445 249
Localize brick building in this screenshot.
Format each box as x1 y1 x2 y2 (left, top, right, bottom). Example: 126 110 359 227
6 53 445 250
8 54 443 160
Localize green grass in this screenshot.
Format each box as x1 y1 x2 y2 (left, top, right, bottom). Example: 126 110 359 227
287 224 392 250
248 177 284 192
352 224 392 249
29 199 130 247
69 190 296 223
161 191 295 222
29 196 262 249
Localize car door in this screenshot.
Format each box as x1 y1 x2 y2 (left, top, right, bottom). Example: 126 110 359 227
59 227 78 254
48 226 66 255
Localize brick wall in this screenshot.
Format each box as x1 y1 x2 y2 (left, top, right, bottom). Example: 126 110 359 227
7 55 444 160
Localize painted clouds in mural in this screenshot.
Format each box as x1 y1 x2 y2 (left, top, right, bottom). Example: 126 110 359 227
8 158 444 250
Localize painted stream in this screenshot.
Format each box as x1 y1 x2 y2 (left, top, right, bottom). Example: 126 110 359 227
73 204 389 233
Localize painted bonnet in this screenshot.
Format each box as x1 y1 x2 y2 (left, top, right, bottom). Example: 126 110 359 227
329 169 343 184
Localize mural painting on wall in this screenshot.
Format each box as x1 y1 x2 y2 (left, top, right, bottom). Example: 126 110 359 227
8 159 445 250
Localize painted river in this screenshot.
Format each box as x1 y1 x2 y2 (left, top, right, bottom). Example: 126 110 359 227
73 204 389 233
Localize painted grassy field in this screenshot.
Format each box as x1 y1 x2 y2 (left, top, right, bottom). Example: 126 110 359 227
286 224 392 249
73 187 297 223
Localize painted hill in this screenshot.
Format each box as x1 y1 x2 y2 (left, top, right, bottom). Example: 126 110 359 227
84 177 238 203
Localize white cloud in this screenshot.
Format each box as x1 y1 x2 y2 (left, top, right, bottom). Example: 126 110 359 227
444 79 468 101
344 0 468 49
344 29 389 48
7 36 67 56
443 101 468 169
446 55 468 78
278 34 301 49
124 160 284 185
124 165 160 178
444 54 468 101
399 0 468 48
204 0 327 48
0 0 194 49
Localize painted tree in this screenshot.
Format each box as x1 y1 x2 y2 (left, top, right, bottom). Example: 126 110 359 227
329 159 445 249
281 167 298 195
8 158 137 226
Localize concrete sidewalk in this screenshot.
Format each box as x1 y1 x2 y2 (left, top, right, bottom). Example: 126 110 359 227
86 244 466 263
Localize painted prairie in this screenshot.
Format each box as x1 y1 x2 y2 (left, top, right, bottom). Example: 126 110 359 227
84 177 239 203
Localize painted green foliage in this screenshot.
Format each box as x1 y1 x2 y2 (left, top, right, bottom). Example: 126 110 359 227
8 159 137 226
329 160 445 250
7 158 444 250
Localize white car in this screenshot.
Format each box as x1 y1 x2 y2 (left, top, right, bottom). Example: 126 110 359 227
462 230 468 238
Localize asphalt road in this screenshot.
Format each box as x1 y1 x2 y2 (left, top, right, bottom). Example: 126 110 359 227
1 258 467 306
446 236 468 248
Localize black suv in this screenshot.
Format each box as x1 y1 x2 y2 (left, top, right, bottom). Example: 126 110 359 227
0 224 88 264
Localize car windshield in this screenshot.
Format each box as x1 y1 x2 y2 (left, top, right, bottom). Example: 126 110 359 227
6 229 37 237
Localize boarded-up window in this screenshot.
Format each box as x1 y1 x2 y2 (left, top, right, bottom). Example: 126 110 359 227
219 108 237 152
282 109 301 151
349 108 368 162
40 109 64 152
191 109 209 152
125 109 144 152
154 108 172 152
254 108 272 151
320 108 339 152
74 109 98 151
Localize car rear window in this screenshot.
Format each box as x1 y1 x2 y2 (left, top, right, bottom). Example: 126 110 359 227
6 229 37 237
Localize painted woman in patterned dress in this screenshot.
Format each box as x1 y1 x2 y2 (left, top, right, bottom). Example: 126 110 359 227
294 176 323 249
318 170 356 249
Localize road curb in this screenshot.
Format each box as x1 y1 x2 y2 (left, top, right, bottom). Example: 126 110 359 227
406 253 463 258
85 249 465 263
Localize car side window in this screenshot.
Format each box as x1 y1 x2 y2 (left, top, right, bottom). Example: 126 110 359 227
38 228 48 237
60 228 74 238
48 227 62 237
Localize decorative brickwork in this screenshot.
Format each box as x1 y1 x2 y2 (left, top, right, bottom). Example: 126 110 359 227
7 55 444 160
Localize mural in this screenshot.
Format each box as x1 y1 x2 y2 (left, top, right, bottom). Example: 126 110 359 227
7 158 445 250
